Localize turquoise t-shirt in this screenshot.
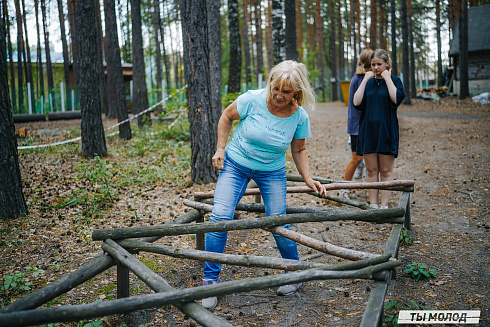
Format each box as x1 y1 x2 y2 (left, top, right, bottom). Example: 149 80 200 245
226 89 311 171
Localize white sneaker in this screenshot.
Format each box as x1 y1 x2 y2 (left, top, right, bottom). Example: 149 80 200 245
354 164 364 179
380 205 389 209
202 278 221 309
369 203 379 209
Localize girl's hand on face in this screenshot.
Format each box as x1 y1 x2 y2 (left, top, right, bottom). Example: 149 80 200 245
364 71 375 81
381 69 392 80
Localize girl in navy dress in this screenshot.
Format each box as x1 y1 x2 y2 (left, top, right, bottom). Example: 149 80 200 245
353 49 405 209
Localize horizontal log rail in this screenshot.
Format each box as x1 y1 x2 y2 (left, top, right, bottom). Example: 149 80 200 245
184 199 379 261
193 180 415 199
92 207 406 241
0 259 400 327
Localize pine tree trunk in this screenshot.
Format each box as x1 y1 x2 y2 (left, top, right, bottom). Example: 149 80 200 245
104 0 131 140
67 0 79 90
180 0 218 184
207 0 222 115
254 0 263 75
4 1 17 111
400 0 411 104
21 0 34 112
242 0 251 84
436 0 443 87
15 0 24 112
329 0 338 101
316 0 325 100
130 0 151 126
57 0 72 111
307 0 315 56
74 0 107 157
407 0 416 98
0 11 28 219
153 0 163 104
379 0 387 50
337 0 344 83
41 0 56 111
350 0 358 76
390 0 397 76
285 0 298 61
458 0 469 99
370 0 377 49
228 0 241 93
295 0 303 62
271 0 285 65
159 2 171 90
94 0 108 116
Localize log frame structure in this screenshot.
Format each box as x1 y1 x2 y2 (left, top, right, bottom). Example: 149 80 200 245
0 176 413 327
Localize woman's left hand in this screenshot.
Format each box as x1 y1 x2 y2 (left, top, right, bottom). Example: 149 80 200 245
305 179 327 197
381 69 392 80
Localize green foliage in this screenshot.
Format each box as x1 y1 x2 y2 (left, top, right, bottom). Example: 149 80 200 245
383 299 432 327
25 265 45 277
404 263 437 281
400 227 414 245
1 271 32 294
222 92 241 109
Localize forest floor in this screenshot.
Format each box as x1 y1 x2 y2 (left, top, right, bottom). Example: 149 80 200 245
2 96 489 327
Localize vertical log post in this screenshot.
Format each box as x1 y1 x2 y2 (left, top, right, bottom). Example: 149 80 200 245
117 262 130 298
195 212 205 251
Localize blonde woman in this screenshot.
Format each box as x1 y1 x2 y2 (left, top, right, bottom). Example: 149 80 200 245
353 49 405 209
202 60 327 309
341 49 373 199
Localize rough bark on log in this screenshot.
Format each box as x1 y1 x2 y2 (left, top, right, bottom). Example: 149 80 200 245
0 261 400 327
193 180 415 199
184 199 394 260
92 208 406 241
103 239 233 327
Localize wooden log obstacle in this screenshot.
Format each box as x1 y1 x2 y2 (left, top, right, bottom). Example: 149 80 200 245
0 176 413 327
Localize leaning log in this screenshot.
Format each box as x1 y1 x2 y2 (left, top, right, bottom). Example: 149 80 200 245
184 199 378 260
119 239 390 278
92 208 406 241
102 240 233 327
0 261 400 327
193 180 415 199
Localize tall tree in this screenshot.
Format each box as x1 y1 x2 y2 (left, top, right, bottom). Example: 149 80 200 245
94 0 108 116
285 0 298 61
407 0 416 97
4 0 16 111
228 0 241 93
67 0 79 92
271 0 285 64
74 0 107 157
350 0 358 75
253 0 263 75
242 0 251 85
153 0 164 104
337 0 344 83
14 0 24 112
131 0 151 126
329 0 338 101
316 0 326 100
21 0 34 112
379 0 387 50
158 1 171 90
41 0 56 111
436 0 443 86
180 0 218 184
295 0 303 61
0 3 28 219
458 0 469 98
207 0 222 115
104 0 131 139
400 0 411 104
57 0 72 110
369 0 377 49
266 0 273 68
390 0 398 76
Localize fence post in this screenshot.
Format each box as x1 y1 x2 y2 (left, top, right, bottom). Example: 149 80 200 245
195 212 205 251
60 82 65 112
27 83 32 114
72 90 75 111
117 262 130 298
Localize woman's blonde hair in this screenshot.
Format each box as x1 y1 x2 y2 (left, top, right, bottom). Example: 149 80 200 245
355 48 374 75
372 48 391 69
265 60 316 111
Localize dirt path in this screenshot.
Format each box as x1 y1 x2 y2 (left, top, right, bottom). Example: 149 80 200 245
5 97 490 326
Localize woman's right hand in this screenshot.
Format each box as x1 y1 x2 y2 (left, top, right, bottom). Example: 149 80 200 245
212 148 225 170
364 71 375 81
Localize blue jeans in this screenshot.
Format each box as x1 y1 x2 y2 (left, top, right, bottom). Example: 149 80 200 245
203 154 299 280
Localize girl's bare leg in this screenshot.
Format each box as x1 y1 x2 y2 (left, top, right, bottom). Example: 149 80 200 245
379 154 396 207
344 152 363 181
363 153 380 206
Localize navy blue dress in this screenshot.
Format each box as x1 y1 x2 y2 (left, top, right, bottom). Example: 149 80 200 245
355 76 405 157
